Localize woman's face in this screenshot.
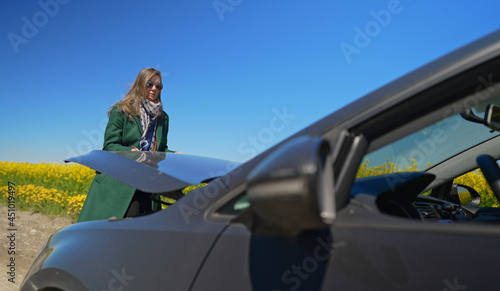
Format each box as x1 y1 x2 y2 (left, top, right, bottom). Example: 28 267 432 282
144 75 162 103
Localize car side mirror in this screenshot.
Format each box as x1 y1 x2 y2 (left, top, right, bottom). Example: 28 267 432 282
484 104 500 132
246 136 334 237
451 184 481 207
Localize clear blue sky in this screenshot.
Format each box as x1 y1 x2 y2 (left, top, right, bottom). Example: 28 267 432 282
1 0 500 163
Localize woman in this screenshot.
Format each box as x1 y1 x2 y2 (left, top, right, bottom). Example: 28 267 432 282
77 68 173 222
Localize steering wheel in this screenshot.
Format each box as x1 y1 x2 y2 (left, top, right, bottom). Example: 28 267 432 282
476 155 500 202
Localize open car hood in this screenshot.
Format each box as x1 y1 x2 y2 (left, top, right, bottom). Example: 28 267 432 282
65 150 241 193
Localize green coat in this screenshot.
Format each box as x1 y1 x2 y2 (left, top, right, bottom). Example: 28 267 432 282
77 106 171 222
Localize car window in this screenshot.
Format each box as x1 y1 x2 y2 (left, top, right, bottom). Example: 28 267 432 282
357 112 500 178
216 193 250 216
351 83 500 217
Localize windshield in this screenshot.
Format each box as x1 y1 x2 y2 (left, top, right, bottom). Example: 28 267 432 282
357 109 500 178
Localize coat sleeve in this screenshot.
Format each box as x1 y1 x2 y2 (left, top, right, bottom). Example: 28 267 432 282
103 107 136 151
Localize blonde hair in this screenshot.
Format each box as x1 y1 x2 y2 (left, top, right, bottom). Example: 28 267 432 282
109 68 163 120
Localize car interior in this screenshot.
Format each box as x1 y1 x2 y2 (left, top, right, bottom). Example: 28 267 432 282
351 89 500 224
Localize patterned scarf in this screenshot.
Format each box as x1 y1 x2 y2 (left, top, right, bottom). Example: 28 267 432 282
139 100 162 151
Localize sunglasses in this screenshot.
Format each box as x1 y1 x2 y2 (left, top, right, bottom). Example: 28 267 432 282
146 81 163 90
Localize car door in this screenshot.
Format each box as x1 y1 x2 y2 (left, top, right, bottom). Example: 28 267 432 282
322 53 500 289
190 32 500 290
189 184 334 291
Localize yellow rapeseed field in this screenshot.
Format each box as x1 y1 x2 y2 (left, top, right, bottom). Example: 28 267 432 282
0 161 206 222
0 161 94 221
